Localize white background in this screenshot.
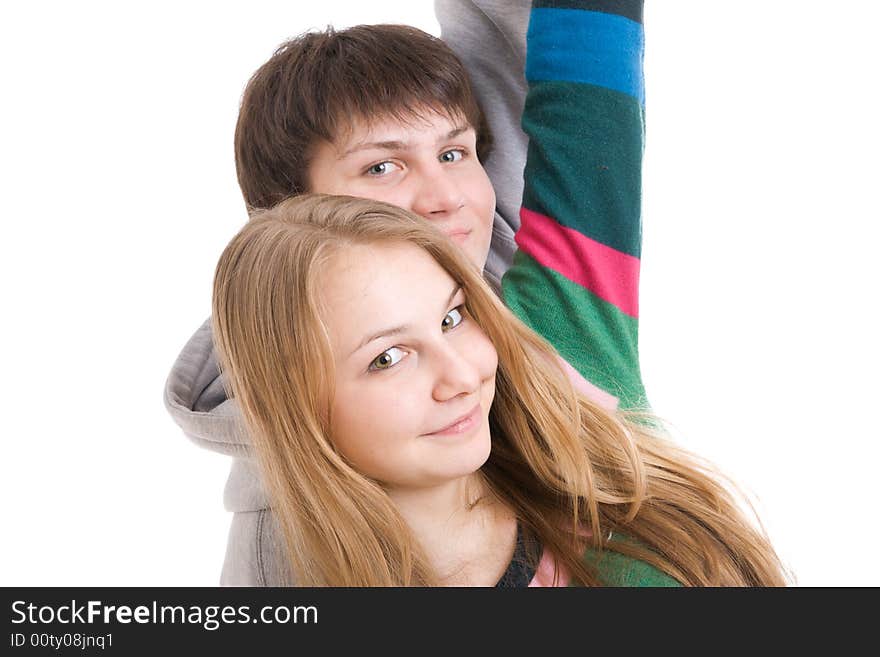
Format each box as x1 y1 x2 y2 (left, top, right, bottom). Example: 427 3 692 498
1 1 877 586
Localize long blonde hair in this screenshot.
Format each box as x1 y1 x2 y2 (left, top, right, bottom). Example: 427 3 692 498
212 194 789 586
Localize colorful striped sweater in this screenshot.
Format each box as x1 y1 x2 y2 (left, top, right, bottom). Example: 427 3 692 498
503 0 679 586
503 0 647 411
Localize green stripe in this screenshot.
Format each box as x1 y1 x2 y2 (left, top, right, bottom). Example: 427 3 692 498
522 81 644 257
502 250 646 410
581 548 682 587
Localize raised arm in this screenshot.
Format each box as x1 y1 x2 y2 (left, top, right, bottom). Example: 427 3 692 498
502 0 647 410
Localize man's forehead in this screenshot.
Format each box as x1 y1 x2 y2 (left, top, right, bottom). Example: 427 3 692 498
332 108 473 155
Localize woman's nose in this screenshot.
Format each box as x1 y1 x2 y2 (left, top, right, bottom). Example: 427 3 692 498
431 342 481 403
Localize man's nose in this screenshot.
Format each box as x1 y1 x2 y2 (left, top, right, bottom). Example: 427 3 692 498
410 167 464 219
431 341 481 403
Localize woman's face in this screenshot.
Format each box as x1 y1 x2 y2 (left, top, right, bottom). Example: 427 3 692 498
321 242 498 491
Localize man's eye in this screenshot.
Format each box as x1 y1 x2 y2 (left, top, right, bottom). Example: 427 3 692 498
441 306 464 332
366 161 400 177
369 347 406 371
439 149 464 164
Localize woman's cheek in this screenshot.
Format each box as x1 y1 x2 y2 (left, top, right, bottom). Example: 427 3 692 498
329 381 381 462
471 326 499 380
338 377 418 446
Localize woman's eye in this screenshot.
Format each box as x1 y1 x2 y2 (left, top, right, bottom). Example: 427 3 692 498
366 161 400 177
439 149 464 164
441 306 464 332
369 347 406 371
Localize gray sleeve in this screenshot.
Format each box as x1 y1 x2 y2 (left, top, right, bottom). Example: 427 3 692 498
435 0 530 281
219 458 290 586
220 508 293 586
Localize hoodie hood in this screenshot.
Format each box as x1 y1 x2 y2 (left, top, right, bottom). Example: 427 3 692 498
164 318 272 512
164 317 249 457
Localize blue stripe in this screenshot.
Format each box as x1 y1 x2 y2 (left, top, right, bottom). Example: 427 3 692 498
526 8 644 105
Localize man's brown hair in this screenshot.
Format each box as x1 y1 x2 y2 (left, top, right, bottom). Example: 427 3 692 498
234 24 492 212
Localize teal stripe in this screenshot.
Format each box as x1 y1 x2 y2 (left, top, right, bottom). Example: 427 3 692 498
534 0 643 25
502 250 646 410
522 81 644 257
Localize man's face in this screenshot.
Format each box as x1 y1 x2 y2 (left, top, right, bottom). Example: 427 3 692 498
308 109 496 270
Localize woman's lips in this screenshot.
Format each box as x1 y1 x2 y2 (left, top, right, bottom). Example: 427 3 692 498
424 404 482 437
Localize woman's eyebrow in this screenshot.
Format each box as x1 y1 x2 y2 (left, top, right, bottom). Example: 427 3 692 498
349 284 462 357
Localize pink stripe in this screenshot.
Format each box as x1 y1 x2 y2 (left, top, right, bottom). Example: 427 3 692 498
557 356 619 411
516 208 640 318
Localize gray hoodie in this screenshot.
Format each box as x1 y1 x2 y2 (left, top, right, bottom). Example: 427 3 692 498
163 0 531 585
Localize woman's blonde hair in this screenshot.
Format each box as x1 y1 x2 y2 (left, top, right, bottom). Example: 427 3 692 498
212 194 789 586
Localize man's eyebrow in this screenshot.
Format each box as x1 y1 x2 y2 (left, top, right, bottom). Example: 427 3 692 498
338 126 470 160
443 126 469 141
350 284 462 357
339 140 406 159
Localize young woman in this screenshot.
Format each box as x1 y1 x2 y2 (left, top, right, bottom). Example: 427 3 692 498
211 193 788 587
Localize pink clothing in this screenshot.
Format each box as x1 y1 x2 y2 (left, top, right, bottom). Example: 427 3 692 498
558 356 619 411
529 549 570 587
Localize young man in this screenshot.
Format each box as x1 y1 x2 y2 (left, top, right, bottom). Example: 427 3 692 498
165 0 646 585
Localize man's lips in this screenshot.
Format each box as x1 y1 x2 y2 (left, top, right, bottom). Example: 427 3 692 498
445 228 471 244
424 404 481 437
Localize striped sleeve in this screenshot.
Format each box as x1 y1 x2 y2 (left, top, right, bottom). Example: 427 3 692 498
501 0 647 410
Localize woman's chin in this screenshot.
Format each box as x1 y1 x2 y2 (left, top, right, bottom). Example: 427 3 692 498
413 426 493 487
